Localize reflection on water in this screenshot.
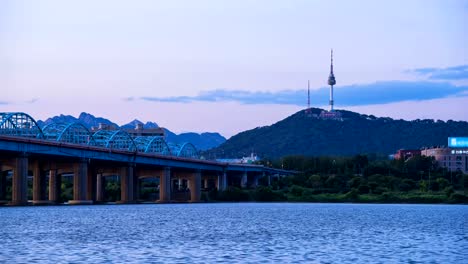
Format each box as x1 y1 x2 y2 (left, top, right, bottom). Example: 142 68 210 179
0 203 466 263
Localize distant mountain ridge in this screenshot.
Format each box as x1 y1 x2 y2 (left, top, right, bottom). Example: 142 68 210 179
206 108 468 158
37 113 117 129
164 129 227 151
37 112 226 150
120 119 159 130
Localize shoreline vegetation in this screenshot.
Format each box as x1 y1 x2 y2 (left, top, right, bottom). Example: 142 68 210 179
202 187 468 204
205 154 467 204
1 154 467 205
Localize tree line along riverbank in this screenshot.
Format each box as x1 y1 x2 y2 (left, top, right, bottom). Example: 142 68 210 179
1 154 466 204
203 154 467 204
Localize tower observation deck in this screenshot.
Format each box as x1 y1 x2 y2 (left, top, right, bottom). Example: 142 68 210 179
319 49 342 120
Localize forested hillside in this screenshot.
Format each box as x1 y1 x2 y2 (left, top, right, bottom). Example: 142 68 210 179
207 108 468 158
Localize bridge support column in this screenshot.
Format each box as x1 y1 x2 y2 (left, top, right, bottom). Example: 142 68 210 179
134 173 140 202
158 167 171 203
219 171 228 191
96 174 105 203
69 159 93 205
203 178 208 189
0 169 7 204
48 170 60 204
178 178 183 190
189 170 201 202
11 155 28 206
86 167 96 202
251 175 259 188
119 166 134 203
33 161 48 205
216 171 227 191
267 175 271 186
241 172 248 188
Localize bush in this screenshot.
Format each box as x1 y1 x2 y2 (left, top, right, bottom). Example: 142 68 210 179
373 187 388 195
399 179 416 192
449 193 468 204
444 186 454 197
208 188 218 201
290 185 304 196
253 186 286 201
344 188 359 201
348 177 362 189
217 187 250 202
358 184 370 194
436 178 449 191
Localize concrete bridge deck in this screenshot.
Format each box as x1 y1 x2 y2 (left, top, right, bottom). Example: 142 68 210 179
0 135 294 206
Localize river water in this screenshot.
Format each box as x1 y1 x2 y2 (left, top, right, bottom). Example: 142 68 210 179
0 203 466 263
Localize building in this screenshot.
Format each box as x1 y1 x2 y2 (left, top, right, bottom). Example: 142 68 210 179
421 147 468 174
125 123 165 137
394 149 421 160
91 122 165 137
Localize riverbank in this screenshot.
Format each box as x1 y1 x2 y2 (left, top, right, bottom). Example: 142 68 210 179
203 186 468 204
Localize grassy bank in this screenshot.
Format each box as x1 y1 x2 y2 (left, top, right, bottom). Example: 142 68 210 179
203 186 468 204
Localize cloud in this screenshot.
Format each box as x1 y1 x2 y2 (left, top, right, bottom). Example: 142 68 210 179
0 101 9 105
132 81 468 107
411 65 468 80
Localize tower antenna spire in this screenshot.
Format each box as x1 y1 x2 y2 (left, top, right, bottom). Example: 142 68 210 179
308 80 310 110
327 48 336 111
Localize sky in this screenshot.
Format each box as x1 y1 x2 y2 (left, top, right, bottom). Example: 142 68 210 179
1 0 467 138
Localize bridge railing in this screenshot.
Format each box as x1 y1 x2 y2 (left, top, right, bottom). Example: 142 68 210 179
0 112 200 159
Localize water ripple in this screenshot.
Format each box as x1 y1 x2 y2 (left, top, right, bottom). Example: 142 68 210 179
0 203 466 263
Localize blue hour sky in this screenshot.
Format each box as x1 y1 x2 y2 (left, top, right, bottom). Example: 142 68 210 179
1 0 467 138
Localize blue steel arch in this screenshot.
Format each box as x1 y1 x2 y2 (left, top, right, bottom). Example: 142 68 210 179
42 122 95 145
91 130 137 152
176 142 198 158
134 136 172 155
0 112 44 138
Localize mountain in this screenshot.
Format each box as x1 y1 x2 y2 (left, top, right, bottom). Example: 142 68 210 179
77 112 118 129
164 129 226 150
37 112 117 129
121 119 159 129
37 112 226 150
206 108 468 159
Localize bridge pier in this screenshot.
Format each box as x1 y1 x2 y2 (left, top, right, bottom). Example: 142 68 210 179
11 155 28 206
96 173 105 203
189 170 201 202
178 178 183 190
69 159 93 205
32 161 49 205
0 169 6 203
119 166 135 204
158 167 171 203
217 171 227 191
241 171 248 188
134 175 140 202
86 167 96 202
48 170 60 204
251 175 259 188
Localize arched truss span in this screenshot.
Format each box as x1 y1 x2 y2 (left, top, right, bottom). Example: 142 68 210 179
0 112 44 138
42 122 94 145
91 130 137 152
173 142 198 158
134 136 172 155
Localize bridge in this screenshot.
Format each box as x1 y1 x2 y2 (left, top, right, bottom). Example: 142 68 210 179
0 112 294 205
